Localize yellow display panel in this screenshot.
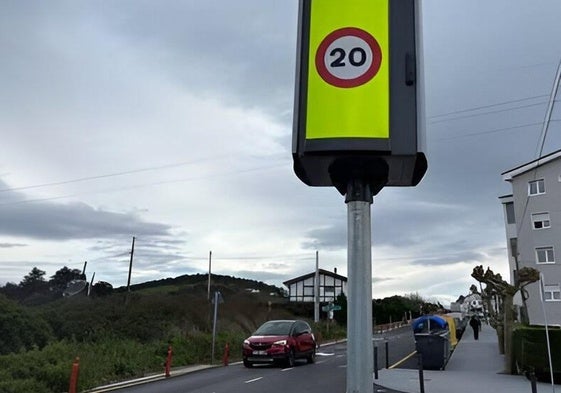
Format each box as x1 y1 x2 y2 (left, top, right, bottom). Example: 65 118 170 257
306 0 389 140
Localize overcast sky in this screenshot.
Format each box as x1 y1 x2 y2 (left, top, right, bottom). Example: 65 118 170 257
1 0 561 306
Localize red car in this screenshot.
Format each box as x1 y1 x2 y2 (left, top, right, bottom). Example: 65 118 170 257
242 320 317 368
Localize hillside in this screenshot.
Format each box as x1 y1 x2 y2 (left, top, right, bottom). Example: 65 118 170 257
0 273 326 392
33 273 296 342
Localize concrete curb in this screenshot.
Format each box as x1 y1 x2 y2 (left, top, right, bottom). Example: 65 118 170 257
85 365 217 392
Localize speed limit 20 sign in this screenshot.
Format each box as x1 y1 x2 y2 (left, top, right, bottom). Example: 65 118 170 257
315 27 382 89
292 0 427 191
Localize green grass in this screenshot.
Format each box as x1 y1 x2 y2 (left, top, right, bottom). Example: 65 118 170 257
0 332 252 393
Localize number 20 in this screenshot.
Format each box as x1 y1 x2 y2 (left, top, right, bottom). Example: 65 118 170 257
329 47 367 67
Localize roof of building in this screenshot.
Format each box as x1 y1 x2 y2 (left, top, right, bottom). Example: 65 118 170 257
501 148 561 181
283 268 347 286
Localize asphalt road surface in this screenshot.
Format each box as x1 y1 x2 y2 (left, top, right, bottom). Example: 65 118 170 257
113 326 416 393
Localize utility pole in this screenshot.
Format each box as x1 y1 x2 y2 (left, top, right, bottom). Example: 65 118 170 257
88 272 95 296
127 236 136 292
314 251 320 323
207 251 212 301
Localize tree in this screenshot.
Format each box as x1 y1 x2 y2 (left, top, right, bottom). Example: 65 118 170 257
471 265 539 374
0 282 23 300
92 281 113 297
19 267 49 296
49 266 85 295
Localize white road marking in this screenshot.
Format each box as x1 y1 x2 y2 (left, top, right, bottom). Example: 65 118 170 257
244 377 263 384
281 367 294 371
316 352 335 356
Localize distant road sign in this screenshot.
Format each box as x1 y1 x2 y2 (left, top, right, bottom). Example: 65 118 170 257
322 304 342 312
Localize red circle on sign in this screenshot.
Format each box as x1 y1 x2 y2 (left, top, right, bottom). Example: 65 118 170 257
315 27 382 88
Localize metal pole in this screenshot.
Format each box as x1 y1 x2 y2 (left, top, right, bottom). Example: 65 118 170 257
539 274 556 393
207 251 212 301
127 236 136 292
529 372 537 393
374 345 378 380
211 291 219 364
346 179 373 393
535 58 561 157
418 353 425 393
385 340 389 369
314 250 320 323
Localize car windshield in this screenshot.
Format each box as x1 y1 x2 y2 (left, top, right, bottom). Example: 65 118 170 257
254 321 293 336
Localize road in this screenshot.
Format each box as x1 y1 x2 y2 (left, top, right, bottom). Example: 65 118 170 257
111 326 416 393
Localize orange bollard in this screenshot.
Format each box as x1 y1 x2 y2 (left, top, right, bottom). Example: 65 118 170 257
164 345 173 377
222 343 230 366
68 357 80 393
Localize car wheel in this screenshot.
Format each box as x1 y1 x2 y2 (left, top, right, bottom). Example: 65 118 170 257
307 349 316 364
243 359 253 368
286 349 295 368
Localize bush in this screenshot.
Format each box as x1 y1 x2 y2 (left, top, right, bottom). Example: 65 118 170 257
512 325 561 383
0 295 53 354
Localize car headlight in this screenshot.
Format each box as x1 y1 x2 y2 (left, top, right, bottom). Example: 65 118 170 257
243 340 250 346
273 339 287 346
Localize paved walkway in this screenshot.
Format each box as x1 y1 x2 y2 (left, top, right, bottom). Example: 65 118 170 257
376 324 557 393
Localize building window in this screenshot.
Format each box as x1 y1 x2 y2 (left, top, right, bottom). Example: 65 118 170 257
532 213 551 229
543 284 561 301
528 179 545 195
536 246 555 264
505 202 515 224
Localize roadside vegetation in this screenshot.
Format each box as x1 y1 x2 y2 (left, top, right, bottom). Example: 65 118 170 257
0 267 437 392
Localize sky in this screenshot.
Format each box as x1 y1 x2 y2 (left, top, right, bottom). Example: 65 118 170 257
1 0 561 306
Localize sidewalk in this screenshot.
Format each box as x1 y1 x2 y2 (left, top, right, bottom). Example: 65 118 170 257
376 324 556 393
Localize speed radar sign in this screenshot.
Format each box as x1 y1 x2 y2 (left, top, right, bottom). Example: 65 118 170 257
292 0 427 192
315 27 382 88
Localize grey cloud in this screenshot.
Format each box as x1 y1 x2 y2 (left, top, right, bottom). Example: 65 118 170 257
302 225 346 251
410 250 486 266
92 1 298 119
0 180 172 241
373 276 394 284
0 243 27 248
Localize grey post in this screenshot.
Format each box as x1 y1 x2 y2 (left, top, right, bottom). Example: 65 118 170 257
385 340 389 369
346 179 374 393
374 345 379 380
211 290 219 364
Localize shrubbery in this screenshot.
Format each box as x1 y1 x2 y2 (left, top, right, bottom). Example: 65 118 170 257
0 295 53 354
512 325 561 383
0 276 308 392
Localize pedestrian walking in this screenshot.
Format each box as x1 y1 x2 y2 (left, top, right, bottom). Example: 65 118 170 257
469 316 481 340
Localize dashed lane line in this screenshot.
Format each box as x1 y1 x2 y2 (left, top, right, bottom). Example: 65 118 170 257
244 377 263 384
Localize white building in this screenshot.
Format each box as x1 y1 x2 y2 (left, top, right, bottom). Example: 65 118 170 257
283 268 347 303
500 149 561 326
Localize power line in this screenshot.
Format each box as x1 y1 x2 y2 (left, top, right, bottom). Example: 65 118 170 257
433 121 548 141
429 101 548 124
428 94 549 119
0 163 286 207
0 156 231 193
